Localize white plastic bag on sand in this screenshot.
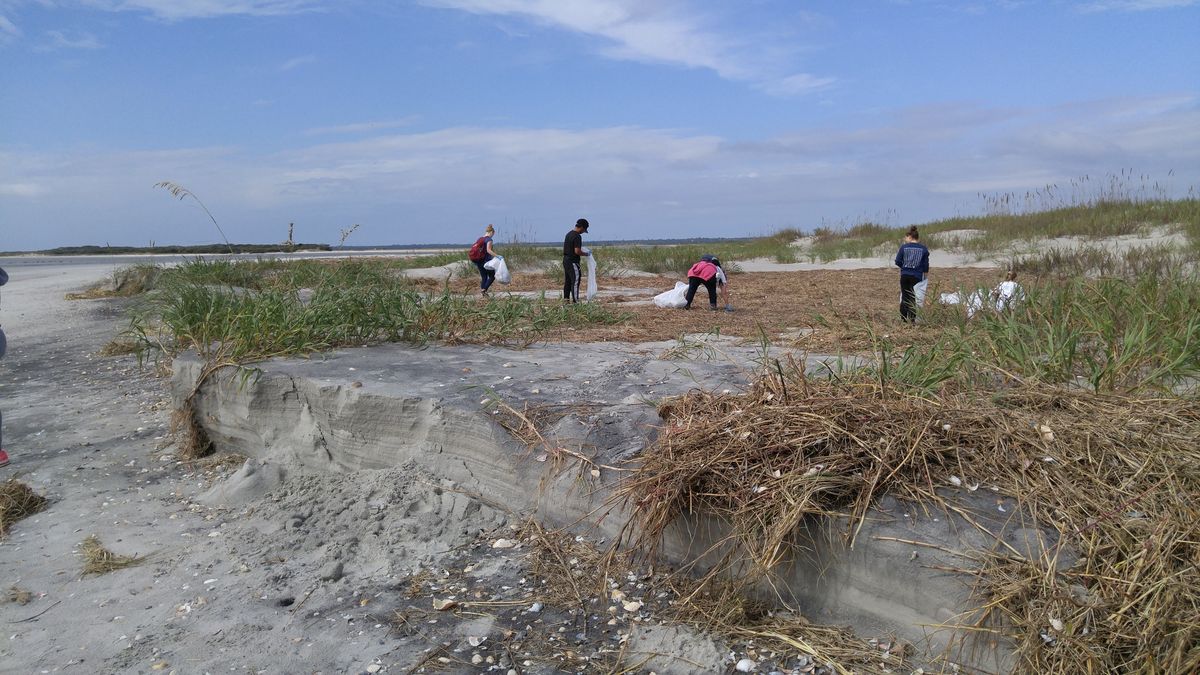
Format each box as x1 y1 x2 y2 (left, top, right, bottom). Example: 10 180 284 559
914 278 928 307
484 256 511 284
653 282 689 309
966 290 985 318
939 291 962 305
581 247 597 300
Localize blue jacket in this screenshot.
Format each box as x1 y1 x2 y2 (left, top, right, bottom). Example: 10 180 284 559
895 243 929 279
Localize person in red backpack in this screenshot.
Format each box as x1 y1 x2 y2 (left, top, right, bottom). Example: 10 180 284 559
683 254 731 311
467 225 498 295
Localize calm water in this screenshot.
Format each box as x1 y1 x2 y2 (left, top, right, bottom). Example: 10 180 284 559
0 249 451 268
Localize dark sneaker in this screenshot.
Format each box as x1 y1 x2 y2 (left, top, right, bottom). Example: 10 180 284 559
708 304 718 311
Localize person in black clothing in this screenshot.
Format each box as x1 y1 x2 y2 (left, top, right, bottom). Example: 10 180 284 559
894 225 930 323
562 218 590 303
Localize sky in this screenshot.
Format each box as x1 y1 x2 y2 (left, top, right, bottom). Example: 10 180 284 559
1 0 1198 249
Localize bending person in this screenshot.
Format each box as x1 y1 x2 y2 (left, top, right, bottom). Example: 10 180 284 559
683 255 731 311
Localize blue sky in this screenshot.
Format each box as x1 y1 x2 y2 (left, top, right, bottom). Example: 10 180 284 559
1 0 1197 249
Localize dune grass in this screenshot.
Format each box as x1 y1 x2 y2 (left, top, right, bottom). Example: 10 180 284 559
132 259 631 362
798 198 1199 263
868 273 1200 394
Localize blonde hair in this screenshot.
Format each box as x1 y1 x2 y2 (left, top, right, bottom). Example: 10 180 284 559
485 224 495 235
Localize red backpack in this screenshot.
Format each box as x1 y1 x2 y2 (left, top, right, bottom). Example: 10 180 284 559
467 236 488 262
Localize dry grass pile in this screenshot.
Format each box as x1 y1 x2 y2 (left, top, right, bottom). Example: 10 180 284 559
98 337 141 357
616 371 1200 673
170 400 214 460
0 479 48 538
669 579 907 675
524 520 905 674
489 399 612 483
79 535 145 576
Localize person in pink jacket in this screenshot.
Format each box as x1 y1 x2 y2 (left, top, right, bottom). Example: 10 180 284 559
683 255 731 311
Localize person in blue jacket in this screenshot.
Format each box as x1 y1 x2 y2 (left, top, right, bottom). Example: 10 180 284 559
894 226 929 323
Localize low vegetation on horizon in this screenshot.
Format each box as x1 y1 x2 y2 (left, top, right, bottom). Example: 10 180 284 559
2 243 333 256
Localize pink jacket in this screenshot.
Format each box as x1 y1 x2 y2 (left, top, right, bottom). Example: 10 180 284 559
687 260 719 281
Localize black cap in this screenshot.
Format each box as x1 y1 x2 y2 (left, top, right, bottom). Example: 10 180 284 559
575 218 589 231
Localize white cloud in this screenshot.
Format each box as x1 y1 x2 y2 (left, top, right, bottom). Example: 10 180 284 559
0 181 47 197
423 0 833 96
0 14 21 42
77 0 323 20
756 73 836 97
1077 0 1198 10
37 28 102 50
303 117 420 136
278 54 316 71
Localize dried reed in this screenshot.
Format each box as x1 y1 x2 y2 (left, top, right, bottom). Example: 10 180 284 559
0 480 48 538
79 535 145 576
170 401 213 460
615 367 1200 673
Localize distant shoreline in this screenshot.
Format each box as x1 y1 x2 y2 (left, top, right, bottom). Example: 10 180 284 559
0 236 753 257
0 243 333 256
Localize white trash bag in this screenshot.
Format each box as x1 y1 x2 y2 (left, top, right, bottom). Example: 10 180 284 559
939 291 962 305
966 290 985 318
581 246 597 301
653 282 689 309
484 255 511 284
914 278 929 307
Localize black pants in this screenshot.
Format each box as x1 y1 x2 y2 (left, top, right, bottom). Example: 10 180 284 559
900 275 920 322
685 276 718 308
474 259 495 291
563 257 581 302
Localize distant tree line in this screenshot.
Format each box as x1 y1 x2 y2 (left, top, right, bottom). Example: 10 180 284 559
6 243 333 256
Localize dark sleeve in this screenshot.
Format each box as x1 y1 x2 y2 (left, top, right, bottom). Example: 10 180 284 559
894 247 902 268
0 266 7 286
921 246 930 274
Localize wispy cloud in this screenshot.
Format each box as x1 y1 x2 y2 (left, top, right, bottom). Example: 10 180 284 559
423 0 833 96
303 117 420 136
0 181 47 197
1077 0 1198 11
36 28 102 51
76 0 324 21
279 54 316 71
757 73 837 97
0 13 21 43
